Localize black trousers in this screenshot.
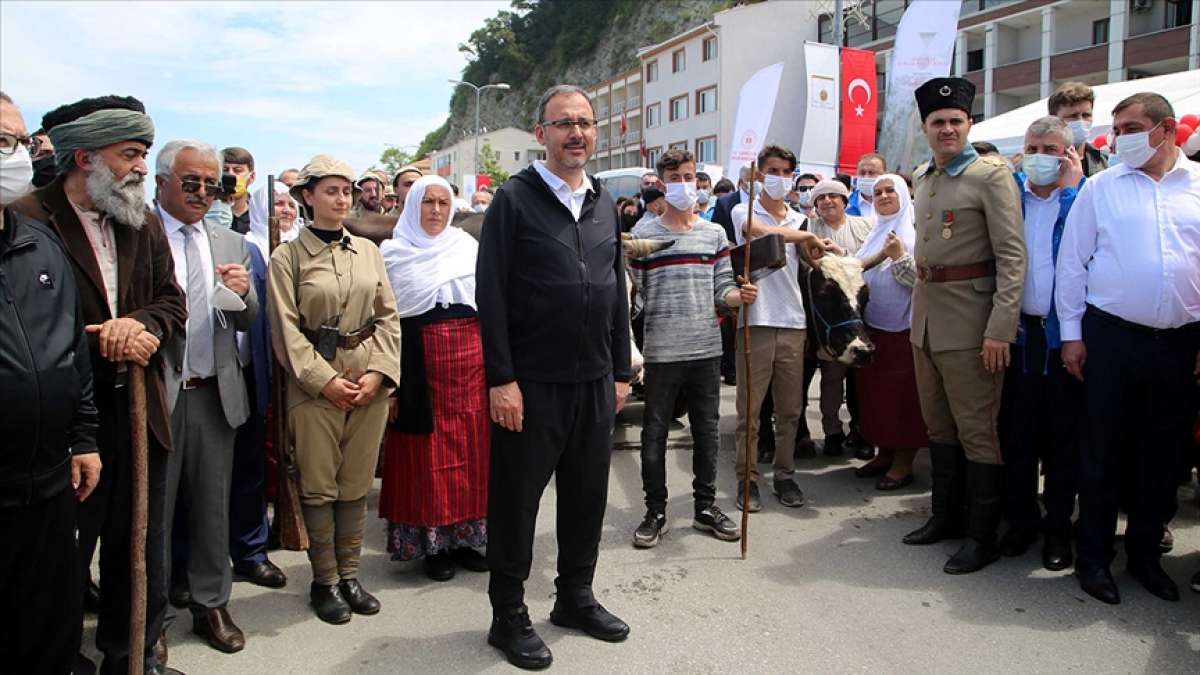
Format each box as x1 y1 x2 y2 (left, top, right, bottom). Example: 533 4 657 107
0 488 81 674
76 389 168 674
1076 308 1199 570
998 318 1083 534
640 357 721 513
230 366 270 568
487 376 615 610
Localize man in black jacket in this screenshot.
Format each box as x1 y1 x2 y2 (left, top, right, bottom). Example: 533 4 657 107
477 84 632 670
0 91 101 674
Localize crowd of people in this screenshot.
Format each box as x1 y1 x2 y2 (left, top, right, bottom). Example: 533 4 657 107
0 74 1197 675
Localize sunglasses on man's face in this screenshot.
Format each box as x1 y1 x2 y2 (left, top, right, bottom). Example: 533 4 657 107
176 175 222 196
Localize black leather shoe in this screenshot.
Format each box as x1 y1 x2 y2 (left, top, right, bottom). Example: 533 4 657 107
550 600 630 642
1042 533 1073 571
425 552 456 581
191 607 245 653
83 578 101 614
735 481 761 512
1127 557 1179 602
794 436 817 459
451 547 489 572
338 578 381 615
822 432 846 457
1077 566 1120 604
309 582 352 624
944 538 1000 575
488 606 552 670
168 583 191 609
999 527 1039 557
234 560 287 589
902 517 964 546
74 652 96 675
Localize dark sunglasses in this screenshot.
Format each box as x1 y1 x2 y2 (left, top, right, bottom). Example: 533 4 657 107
175 174 222 196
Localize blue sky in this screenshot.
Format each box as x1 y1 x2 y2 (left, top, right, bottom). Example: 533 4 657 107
1 0 509 180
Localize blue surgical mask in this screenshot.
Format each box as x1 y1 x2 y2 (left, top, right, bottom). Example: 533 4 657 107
204 199 234 229
1022 153 1061 186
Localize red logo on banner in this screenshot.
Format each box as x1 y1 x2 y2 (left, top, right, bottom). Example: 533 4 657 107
838 47 878 175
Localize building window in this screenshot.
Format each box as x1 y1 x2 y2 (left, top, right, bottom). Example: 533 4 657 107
669 95 688 122
648 147 663 167
669 141 688 151
702 36 718 61
696 136 717 163
1092 18 1109 45
966 48 984 72
697 87 717 115
1165 0 1192 29
672 48 686 73
646 103 661 128
513 151 520 162
646 60 658 83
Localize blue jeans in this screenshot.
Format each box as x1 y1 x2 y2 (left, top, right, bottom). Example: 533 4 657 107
640 357 721 514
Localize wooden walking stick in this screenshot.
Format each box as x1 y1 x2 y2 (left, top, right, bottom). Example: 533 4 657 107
740 180 757 561
268 175 309 550
127 363 147 675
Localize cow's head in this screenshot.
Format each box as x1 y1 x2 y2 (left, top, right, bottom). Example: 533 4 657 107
803 255 875 367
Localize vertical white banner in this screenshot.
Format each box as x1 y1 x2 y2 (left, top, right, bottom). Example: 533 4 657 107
877 0 962 175
726 62 785 176
799 42 841 173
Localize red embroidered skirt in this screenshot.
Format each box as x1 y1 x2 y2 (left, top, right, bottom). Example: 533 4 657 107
379 317 489 527
855 327 929 450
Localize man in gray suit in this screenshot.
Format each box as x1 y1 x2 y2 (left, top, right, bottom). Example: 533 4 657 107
155 139 258 654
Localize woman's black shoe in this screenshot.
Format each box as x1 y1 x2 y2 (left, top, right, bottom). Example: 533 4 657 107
425 552 456 581
451 547 489 572
310 582 352 624
876 474 914 491
338 578 381 615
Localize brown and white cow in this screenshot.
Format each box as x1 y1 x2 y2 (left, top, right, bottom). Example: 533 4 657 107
800 254 875 367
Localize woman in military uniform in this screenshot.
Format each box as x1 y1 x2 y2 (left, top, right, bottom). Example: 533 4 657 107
267 155 401 624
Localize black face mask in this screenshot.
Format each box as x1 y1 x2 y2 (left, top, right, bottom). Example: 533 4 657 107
32 155 57 188
620 212 639 231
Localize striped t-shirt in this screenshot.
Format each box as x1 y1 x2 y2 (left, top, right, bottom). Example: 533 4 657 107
629 217 738 363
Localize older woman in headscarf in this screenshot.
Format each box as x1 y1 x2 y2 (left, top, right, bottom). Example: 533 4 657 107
852 174 927 489
268 155 400 625
379 175 489 582
224 181 298 590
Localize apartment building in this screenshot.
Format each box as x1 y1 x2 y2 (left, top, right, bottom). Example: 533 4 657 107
637 22 722 171
584 68 644 174
818 0 1198 120
431 127 545 189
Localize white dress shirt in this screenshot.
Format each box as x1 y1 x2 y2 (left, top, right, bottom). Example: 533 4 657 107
855 197 875 221
532 160 593 222
1055 150 1200 340
731 199 807 330
161 207 216 377
1020 182 1060 317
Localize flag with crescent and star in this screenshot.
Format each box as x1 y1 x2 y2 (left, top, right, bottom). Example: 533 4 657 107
837 46 878 174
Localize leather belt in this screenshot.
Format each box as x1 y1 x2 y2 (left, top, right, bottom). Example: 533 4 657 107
183 376 215 390
917 260 996 283
301 322 377 350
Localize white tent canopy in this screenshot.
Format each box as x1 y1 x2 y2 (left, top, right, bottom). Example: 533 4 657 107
969 70 1200 156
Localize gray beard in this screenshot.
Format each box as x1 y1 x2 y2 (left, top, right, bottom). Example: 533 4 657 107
86 163 146 230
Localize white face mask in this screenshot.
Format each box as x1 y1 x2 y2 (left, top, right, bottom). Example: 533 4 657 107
761 174 789 200
0 145 35 206
695 188 710 205
1114 123 1164 169
855 176 877 199
1023 153 1062 186
204 199 234 229
797 190 813 208
664 181 698 211
1068 119 1092 146
211 282 246 330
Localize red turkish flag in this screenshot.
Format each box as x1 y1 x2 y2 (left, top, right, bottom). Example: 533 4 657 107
620 111 628 136
838 47 877 175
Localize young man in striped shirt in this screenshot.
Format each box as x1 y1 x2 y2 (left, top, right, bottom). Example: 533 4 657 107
628 149 757 547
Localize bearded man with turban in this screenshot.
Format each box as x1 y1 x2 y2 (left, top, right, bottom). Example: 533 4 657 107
12 95 186 675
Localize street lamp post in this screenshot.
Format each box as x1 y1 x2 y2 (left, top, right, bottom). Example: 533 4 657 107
449 79 511 186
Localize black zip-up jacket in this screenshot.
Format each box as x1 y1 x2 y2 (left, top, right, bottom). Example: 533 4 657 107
0 208 98 508
476 165 631 386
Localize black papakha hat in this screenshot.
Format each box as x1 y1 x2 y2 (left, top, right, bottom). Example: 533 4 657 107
914 78 975 121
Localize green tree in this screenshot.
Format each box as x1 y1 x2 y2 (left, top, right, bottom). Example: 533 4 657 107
378 146 415 176
477 143 509 185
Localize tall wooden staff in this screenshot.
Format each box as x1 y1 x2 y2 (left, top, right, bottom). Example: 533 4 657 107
739 180 757 560
269 175 309 550
127 364 147 675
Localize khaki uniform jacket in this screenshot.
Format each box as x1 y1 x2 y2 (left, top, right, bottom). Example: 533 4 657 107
267 227 401 409
911 145 1026 352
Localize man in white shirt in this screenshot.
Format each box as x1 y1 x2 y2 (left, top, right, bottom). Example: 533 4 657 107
846 152 886 220
1056 93 1200 605
996 116 1085 572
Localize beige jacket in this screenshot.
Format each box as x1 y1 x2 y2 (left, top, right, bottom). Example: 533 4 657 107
911 150 1025 352
268 227 401 408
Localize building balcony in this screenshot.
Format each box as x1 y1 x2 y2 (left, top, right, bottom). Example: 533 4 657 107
1125 25 1191 69
597 106 609 119
613 100 626 114
1050 43 1108 81
628 96 640 109
625 130 641 144
598 138 610 150
992 56 1040 91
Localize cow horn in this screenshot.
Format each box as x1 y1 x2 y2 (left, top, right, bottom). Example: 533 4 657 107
622 238 674 258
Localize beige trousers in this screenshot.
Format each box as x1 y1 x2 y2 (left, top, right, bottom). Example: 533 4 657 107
289 395 390 506
911 339 1004 465
735 326 807 482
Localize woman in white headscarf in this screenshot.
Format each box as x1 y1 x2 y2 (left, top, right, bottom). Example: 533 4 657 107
379 175 489 582
853 174 927 490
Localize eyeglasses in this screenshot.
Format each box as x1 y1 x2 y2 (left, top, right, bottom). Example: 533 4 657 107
0 132 33 156
543 118 597 131
175 174 222 196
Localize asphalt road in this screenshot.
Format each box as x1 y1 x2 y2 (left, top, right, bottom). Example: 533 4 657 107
83 380 1200 673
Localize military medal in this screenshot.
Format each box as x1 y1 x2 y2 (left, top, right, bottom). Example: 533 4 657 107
941 209 954 240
